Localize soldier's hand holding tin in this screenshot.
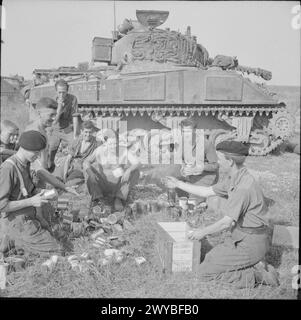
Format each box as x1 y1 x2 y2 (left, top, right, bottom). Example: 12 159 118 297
30 191 49 207
187 229 206 241
164 176 179 189
65 186 79 196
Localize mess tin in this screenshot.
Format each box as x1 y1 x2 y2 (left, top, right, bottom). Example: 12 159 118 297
178 197 188 210
42 189 58 200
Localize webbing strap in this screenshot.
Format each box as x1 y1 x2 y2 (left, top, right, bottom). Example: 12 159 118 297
5 158 28 199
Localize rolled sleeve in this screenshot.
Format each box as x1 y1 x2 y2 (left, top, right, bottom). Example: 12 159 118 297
212 177 230 197
0 165 14 211
204 140 219 172
71 95 78 115
221 189 249 222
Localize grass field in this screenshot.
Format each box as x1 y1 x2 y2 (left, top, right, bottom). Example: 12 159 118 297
0 85 300 299
0 152 299 299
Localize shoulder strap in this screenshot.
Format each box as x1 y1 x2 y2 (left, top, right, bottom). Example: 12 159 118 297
5 158 29 199
73 137 83 157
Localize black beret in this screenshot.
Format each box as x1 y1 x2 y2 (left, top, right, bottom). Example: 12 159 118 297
216 141 249 156
36 97 57 110
19 131 47 151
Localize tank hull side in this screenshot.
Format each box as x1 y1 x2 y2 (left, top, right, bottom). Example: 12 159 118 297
29 69 279 106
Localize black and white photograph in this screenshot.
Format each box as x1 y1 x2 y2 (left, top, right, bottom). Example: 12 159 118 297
0 0 300 304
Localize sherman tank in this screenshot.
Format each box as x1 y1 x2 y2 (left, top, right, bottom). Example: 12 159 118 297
28 10 295 156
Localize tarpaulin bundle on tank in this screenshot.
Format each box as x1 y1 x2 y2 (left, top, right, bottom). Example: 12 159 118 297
211 55 238 70
236 65 272 81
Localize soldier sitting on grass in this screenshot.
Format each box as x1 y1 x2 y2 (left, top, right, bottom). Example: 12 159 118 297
165 141 279 289
53 120 100 186
83 130 141 211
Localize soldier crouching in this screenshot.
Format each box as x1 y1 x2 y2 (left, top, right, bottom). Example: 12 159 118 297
0 131 73 258
165 141 279 288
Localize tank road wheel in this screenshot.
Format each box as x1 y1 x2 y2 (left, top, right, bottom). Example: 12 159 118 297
248 129 271 156
268 110 295 140
209 129 237 147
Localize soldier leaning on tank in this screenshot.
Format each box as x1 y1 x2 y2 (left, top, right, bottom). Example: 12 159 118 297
0 131 74 257
53 120 100 186
25 97 79 197
0 120 19 164
175 118 219 203
82 133 141 211
165 141 279 288
48 79 80 172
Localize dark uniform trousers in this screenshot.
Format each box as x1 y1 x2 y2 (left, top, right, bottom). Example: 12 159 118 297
48 125 74 167
0 203 73 257
86 166 140 203
198 228 270 288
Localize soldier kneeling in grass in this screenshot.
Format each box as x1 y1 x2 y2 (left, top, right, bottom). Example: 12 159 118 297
0 131 73 257
165 141 279 288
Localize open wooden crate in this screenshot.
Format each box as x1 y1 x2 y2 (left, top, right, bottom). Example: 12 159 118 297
156 222 201 274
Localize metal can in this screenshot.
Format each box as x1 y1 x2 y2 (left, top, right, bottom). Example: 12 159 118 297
130 202 137 218
188 197 198 208
150 201 159 213
197 202 208 213
178 197 188 210
0 262 9 289
42 189 58 200
167 188 176 206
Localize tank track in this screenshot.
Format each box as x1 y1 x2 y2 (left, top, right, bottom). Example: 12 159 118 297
79 104 292 156
249 137 283 156
79 104 283 117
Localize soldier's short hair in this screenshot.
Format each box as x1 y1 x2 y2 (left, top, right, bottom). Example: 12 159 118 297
81 120 97 131
55 79 69 90
0 119 19 134
180 118 197 129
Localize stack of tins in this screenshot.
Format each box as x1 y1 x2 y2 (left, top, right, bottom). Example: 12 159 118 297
57 196 73 224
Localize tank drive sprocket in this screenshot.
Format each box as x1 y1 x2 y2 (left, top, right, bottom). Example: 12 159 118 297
268 109 295 140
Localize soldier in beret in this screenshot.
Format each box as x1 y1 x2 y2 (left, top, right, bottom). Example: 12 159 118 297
165 141 279 288
0 131 73 257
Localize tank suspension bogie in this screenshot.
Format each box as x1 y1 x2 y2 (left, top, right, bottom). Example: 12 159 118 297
78 104 294 156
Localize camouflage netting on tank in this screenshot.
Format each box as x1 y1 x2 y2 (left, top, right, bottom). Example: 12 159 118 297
131 29 209 67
